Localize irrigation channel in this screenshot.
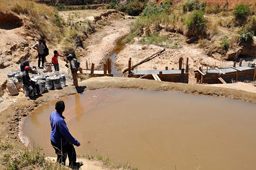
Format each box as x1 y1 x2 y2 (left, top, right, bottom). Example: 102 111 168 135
107 35 126 77
21 88 256 170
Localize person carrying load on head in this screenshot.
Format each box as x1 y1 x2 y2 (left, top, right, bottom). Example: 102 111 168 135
50 101 83 169
52 50 65 71
33 39 45 68
67 54 82 87
22 66 41 98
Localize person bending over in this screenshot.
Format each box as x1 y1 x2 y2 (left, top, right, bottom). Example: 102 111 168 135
22 66 41 97
50 101 83 169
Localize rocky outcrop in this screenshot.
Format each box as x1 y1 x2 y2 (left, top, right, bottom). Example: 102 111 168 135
240 44 256 56
0 41 32 68
225 47 242 61
94 10 123 22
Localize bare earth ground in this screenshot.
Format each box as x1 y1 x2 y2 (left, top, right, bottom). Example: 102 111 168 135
0 9 256 169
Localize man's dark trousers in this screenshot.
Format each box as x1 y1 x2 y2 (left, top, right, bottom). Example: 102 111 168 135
51 140 77 166
38 53 45 68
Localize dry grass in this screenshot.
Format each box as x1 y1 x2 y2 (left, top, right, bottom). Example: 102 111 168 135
0 0 63 42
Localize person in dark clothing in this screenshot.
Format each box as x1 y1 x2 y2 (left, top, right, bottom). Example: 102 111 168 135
50 101 83 169
67 54 78 87
20 59 30 72
42 35 49 63
22 66 41 97
20 60 37 74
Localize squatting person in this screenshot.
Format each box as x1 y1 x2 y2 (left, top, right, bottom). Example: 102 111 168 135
22 66 41 98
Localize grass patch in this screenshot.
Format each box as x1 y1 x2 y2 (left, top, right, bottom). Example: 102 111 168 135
0 143 13 151
140 32 180 48
0 143 68 170
0 0 64 42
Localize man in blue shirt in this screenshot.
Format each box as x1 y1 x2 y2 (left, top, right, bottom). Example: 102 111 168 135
50 101 83 169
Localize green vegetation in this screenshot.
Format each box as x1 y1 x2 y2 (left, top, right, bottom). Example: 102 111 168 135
0 143 13 151
142 1 171 17
0 143 67 170
0 0 64 42
140 32 180 48
221 36 229 51
185 10 206 30
118 0 145 16
239 28 254 44
233 4 250 21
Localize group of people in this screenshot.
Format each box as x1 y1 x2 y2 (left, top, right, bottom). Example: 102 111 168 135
33 36 82 87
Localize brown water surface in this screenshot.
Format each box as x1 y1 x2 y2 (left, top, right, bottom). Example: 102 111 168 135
22 89 256 170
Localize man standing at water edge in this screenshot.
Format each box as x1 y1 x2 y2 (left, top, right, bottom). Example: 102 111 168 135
50 101 83 169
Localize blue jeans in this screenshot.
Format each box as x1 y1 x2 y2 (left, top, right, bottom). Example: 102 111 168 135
54 63 59 71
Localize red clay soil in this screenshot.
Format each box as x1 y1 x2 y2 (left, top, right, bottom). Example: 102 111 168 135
157 0 165 5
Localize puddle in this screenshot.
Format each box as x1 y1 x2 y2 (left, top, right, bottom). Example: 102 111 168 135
21 89 256 170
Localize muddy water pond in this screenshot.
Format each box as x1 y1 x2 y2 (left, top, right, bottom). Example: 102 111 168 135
22 89 256 170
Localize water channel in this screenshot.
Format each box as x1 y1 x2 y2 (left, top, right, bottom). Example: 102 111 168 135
108 35 126 77
21 89 256 170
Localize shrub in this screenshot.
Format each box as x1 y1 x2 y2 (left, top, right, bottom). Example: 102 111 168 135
205 4 221 14
221 36 229 51
57 3 65 11
185 0 196 11
233 4 250 20
125 0 144 16
183 0 203 12
239 28 254 44
118 0 146 16
54 13 61 26
185 10 206 30
107 2 117 9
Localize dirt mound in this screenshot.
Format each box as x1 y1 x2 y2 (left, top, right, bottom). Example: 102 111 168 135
0 12 23 30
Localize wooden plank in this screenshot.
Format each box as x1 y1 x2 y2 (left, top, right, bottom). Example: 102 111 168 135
218 77 227 84
215 68 225 74
139 74 150 79
186 58 189 72
122 48 165 74
197 69 206 76
179 57 183 70
232 67 243 71
152 73 161 81
253 67 256 81
108 58 111 74
236 70 239 81
91 63 95 75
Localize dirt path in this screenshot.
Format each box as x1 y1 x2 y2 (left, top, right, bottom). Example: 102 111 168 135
79 18 133 70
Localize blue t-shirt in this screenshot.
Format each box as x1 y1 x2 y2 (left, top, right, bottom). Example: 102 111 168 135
50 111 80 146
